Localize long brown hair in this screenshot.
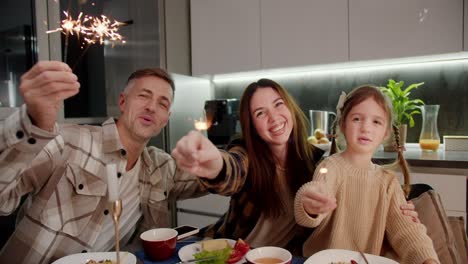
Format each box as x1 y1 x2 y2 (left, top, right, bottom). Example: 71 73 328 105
330 85 411 197
239 78 319 217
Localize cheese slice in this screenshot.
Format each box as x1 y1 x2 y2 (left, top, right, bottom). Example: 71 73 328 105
201 239 231 252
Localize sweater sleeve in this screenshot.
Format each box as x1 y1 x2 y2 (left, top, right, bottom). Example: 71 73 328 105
294 158 339 228
198 145 249 196
385 174 440 264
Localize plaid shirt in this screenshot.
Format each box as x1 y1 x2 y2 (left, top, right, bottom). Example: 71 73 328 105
0 106 205 264
199 143 323 255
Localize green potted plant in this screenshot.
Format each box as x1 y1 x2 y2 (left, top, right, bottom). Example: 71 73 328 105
380 79 425 151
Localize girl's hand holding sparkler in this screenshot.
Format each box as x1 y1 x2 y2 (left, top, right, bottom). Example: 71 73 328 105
301 183 337 216
301 168 337 216
171 130 223 180
19 61 80 132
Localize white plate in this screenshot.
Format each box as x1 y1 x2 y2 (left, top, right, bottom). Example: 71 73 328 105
52 251 136 264
304 249 398 264
178 239 246 264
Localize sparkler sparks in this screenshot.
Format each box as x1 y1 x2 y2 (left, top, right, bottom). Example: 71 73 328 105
47 11 126 46
88 15 126 44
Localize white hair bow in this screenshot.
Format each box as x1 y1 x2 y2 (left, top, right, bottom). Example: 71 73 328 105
336 91 347 120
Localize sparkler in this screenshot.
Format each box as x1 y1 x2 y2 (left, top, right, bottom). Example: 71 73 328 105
194 110 209 133
47 11 127 65
319 167 328 175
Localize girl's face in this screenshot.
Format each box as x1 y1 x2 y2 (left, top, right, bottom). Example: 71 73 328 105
342 97 390 155
250 87 293 153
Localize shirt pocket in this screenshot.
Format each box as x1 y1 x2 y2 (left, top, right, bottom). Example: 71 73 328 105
146 185 170 228
35 163 107 237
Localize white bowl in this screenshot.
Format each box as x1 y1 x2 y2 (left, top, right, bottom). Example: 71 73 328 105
313 142 331 151
245 246 292 264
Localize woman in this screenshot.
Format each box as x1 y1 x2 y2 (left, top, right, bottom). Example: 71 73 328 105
171 79 418 254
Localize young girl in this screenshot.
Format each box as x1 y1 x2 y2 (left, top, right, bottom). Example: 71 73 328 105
294 85 439 264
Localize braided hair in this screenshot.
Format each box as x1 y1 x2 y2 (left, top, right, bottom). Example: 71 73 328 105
392 124 411 197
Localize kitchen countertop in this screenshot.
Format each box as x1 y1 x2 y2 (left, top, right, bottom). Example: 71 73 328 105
371 143 468 169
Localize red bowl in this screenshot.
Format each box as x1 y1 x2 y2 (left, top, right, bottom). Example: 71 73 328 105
140 228 178 261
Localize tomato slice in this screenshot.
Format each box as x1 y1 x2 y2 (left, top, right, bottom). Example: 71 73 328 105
226 250 243 264
233 239 250 255
227 239 250 264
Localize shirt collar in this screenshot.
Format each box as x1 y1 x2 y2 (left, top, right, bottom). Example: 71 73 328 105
101 118 154 172
101 118 125 154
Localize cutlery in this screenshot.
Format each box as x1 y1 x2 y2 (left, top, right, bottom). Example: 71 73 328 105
351 239 369 264
357 250 370 264
174 255 218 264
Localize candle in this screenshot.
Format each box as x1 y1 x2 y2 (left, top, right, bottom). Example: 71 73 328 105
106 164 119 201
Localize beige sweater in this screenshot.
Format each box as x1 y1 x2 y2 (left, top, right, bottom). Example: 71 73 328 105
294 154 439 264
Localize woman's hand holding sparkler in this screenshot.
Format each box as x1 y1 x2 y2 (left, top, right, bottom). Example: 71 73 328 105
171 130 223 179
19 61 80 132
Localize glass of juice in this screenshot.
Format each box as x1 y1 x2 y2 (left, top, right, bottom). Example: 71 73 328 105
419 105 440 152
419 139 440 151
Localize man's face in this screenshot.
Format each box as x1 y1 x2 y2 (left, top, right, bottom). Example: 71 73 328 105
118 76 173 143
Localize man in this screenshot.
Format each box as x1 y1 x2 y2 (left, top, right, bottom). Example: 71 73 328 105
0 61 205 263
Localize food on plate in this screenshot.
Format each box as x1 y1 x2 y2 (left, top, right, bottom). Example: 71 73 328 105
329 260 357 264
314 128 326 140
254 257 283 264
194 239 250 264
202 239 232 252
85 259 114 264
227 239 250 264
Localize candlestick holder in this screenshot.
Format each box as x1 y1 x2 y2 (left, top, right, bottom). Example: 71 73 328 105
112 199 122 264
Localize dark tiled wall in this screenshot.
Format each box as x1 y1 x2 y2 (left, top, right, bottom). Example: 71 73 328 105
214 60 468 143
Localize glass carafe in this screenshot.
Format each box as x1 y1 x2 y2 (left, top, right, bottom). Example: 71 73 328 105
419 105 440 152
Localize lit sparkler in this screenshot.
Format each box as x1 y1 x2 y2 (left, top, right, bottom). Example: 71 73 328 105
88 15 126 45
319 167 328 175
47 11 127 64
194 110 209 133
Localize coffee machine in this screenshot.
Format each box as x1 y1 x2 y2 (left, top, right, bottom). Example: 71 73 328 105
204 99 240 146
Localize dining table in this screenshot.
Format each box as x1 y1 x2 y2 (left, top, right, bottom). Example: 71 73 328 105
130 236 306 264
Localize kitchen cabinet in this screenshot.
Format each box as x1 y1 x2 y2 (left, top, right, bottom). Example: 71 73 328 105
191 0 465 75
349 0 463 61
190 0 261 76
260 0 348 69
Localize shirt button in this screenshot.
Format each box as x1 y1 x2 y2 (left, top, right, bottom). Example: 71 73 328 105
104 209 109 215
117 172 122 178
78 184 84 190
27 138 36 144
120 149 127 156
16 131 24 139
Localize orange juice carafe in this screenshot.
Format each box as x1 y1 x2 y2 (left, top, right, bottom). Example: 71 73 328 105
419 105 440 152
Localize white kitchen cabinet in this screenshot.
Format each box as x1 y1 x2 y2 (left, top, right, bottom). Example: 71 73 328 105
349 0 463 61
190 0 261 75
260 0 348 69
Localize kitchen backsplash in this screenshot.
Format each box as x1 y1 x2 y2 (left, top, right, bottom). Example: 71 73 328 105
213 59 468 143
